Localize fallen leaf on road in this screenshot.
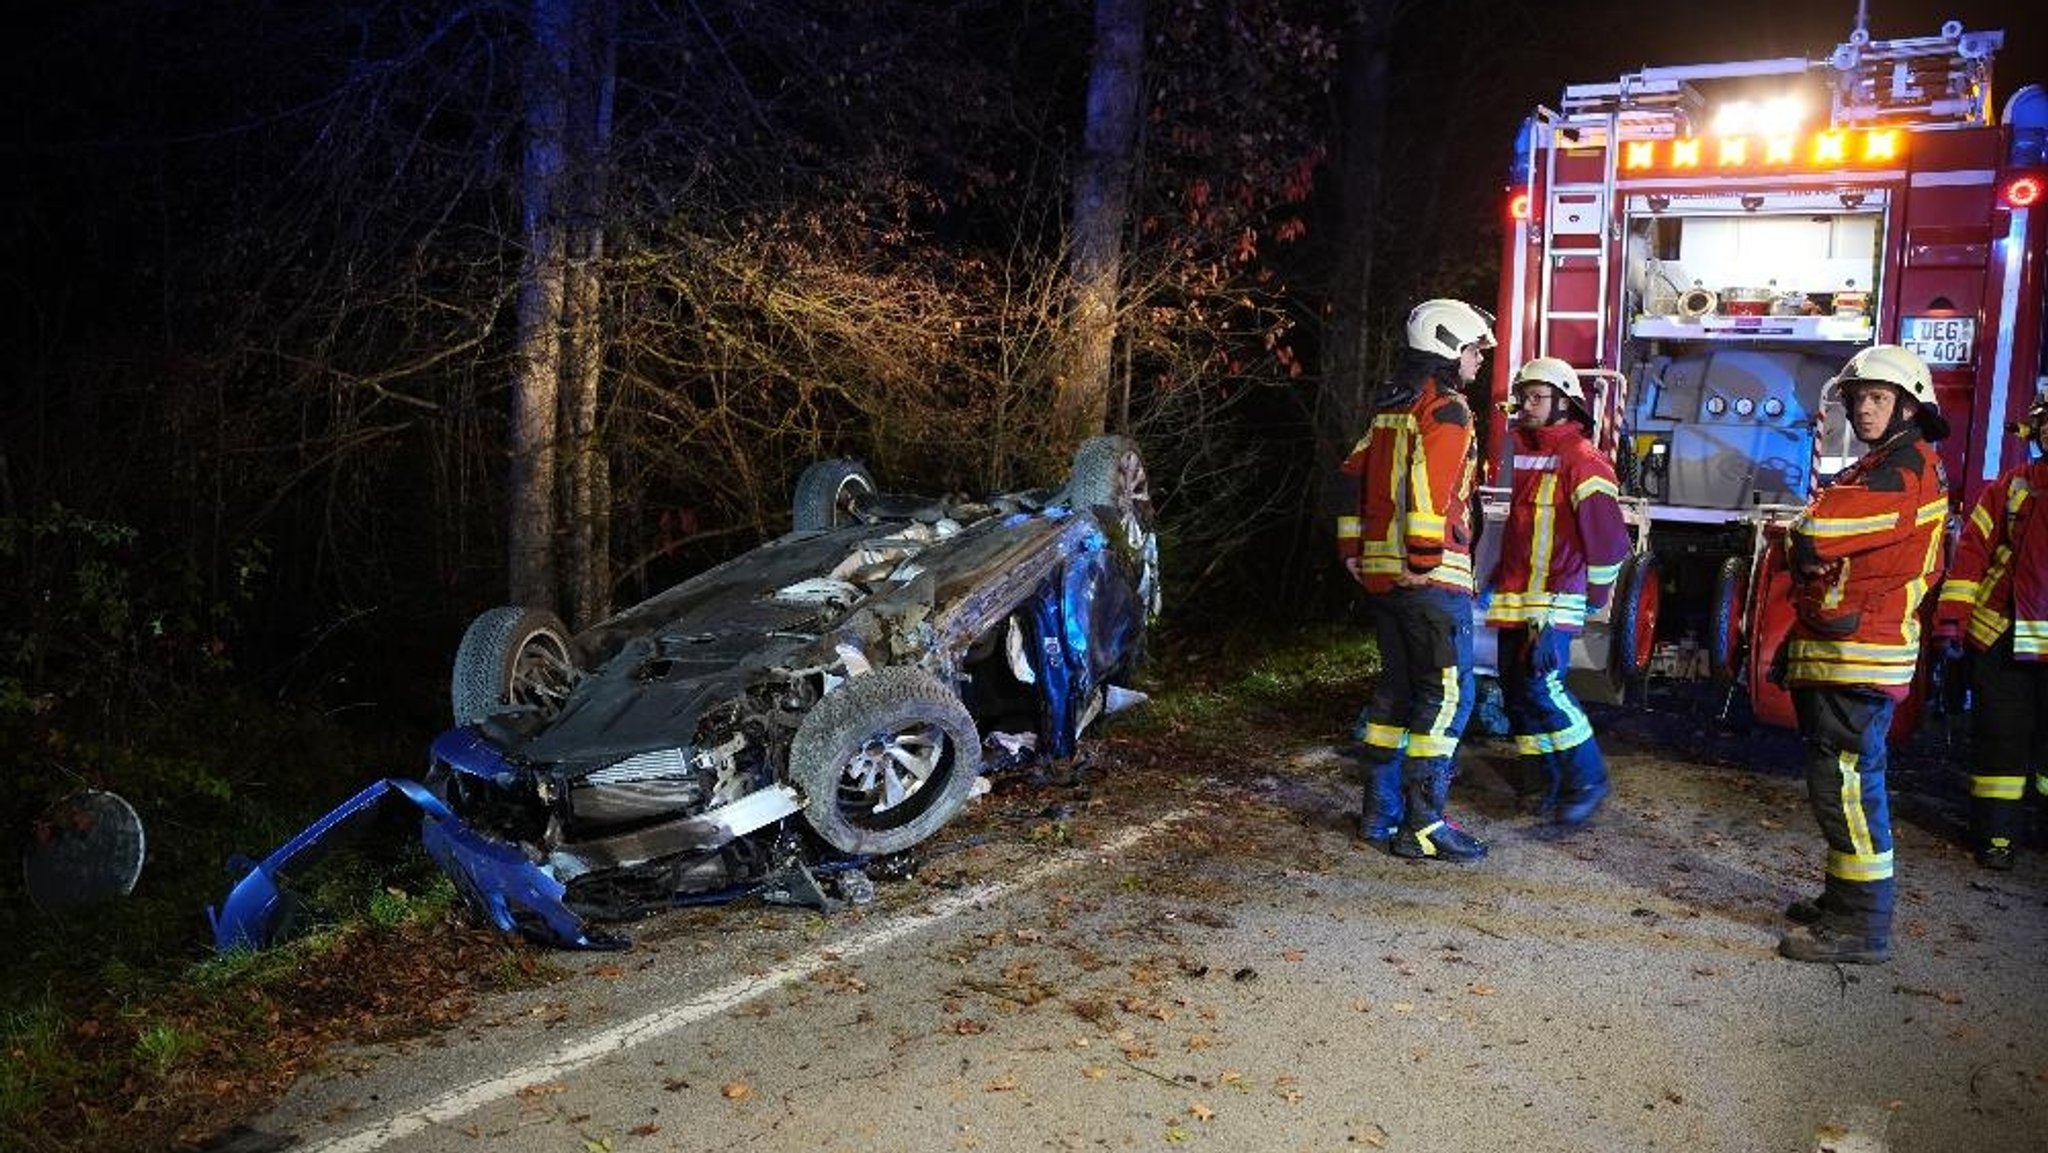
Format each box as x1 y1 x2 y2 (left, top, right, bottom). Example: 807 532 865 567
1188 1102 1215 1122
953 1018 992 1035
1469 983 1496 996
1352 998 1373 1012
591 963 625 979
517 1082 567 1098
1281 949 1304 962
1355 1121 1389 1147
629 1123 661 1137
1082 1066 1107 1080
985 1075 1019 1092
661 1076 690 1092
720 1081 751 1100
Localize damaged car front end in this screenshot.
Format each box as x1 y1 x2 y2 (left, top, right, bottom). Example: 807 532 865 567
212 437 1158 952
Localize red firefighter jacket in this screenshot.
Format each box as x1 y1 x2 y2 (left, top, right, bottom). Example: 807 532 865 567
1935 459 2048 661
1338 373 1477 594
1782 429 1950 695
1484 420 1631 632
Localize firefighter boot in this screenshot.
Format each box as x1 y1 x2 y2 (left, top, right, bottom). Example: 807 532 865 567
1976 838 2016 871
1784 894 1831 925
1552 741 1610 826
1780 883 1890 964
1391 763 1487 862
1777 921 1890 965
1358 755 1404 848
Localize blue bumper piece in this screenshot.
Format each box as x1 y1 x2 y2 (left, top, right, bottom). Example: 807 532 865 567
210 733 618 953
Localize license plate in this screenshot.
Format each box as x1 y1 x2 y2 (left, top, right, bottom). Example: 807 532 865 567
1900 314 1975 367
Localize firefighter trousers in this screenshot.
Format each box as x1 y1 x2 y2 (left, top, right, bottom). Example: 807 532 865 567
1791 685 1897 940
1967 631 2048 850
1355 586 1475 835
1497 627 1606 806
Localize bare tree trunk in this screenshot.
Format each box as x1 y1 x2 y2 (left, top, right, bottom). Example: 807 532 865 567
509 0 573 609
1057 0 1143 444
1318 0 1395 482
562 0 618 629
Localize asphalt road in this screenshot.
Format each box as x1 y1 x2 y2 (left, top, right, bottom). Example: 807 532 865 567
228 706 2048 1153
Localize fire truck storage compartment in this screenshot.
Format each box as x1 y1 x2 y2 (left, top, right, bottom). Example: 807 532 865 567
1619 197 1887 511
1633 350 1841 509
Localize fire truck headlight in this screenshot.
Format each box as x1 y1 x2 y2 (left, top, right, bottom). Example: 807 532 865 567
1713 95 1807 137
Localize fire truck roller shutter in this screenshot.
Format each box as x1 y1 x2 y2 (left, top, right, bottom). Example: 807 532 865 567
1657 349 1837 509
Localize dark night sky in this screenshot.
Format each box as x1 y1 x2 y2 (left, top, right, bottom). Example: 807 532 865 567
1493 1 2042 111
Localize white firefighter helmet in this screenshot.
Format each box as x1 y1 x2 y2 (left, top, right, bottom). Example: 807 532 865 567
1512 357 1584 403
1826 343 1948 440
1405 299 1498 359
1513 356 1592 430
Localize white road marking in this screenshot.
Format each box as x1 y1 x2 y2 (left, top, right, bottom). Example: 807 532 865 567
292 809 1192 1153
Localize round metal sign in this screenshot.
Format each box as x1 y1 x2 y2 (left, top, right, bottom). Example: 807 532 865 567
22 789 147 912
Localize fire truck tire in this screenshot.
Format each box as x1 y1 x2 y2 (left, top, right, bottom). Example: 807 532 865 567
1611 553 1662 682
1709 555 1748 683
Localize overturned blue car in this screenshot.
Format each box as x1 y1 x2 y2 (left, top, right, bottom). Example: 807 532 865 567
212 438 1158 951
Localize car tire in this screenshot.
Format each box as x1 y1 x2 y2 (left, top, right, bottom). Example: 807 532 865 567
1611 552 1662 683
1068 435 1160 618
451 606 578 725
792 459 877 532
790 666 982 855
1709 554 1748 684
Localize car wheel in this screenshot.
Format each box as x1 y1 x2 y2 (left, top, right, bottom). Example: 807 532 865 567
451 606 578 725
792 459 877 532
1709 554 1748 683
789 666 981 855
1068 435 1161 618
1611 552 1662 683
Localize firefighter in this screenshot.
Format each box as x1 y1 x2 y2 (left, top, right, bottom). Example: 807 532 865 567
1934 388 2048 870
1337 298 1493 862
1484 358 1631 825
1775 344 1949 966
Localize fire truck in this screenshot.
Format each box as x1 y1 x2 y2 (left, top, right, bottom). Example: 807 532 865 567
1484 12 2047 730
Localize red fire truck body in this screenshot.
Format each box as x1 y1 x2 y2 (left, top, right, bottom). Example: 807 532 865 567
1490 17 2047 728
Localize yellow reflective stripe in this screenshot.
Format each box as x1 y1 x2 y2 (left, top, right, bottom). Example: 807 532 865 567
1572 474 1617 504
1487 592 1589 630
1826 848 1894 883
1586 561 1621 586
1405 664 1465 759
1788 660 1918 686
1363 723 1408 753
1914 499 1947 527
1789 639 1920 663
1969 503 1995 537
1337 515 1361 541
1803 512 1900 537
1971 775 2028 800
1408 512 1447 537
1968 608 2011 648
1837 751 1876 859
1414 820 1449 856
2016 622 2048 658
1512 714 1592 755
1528 475 1558 594
1938 579 1979 605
